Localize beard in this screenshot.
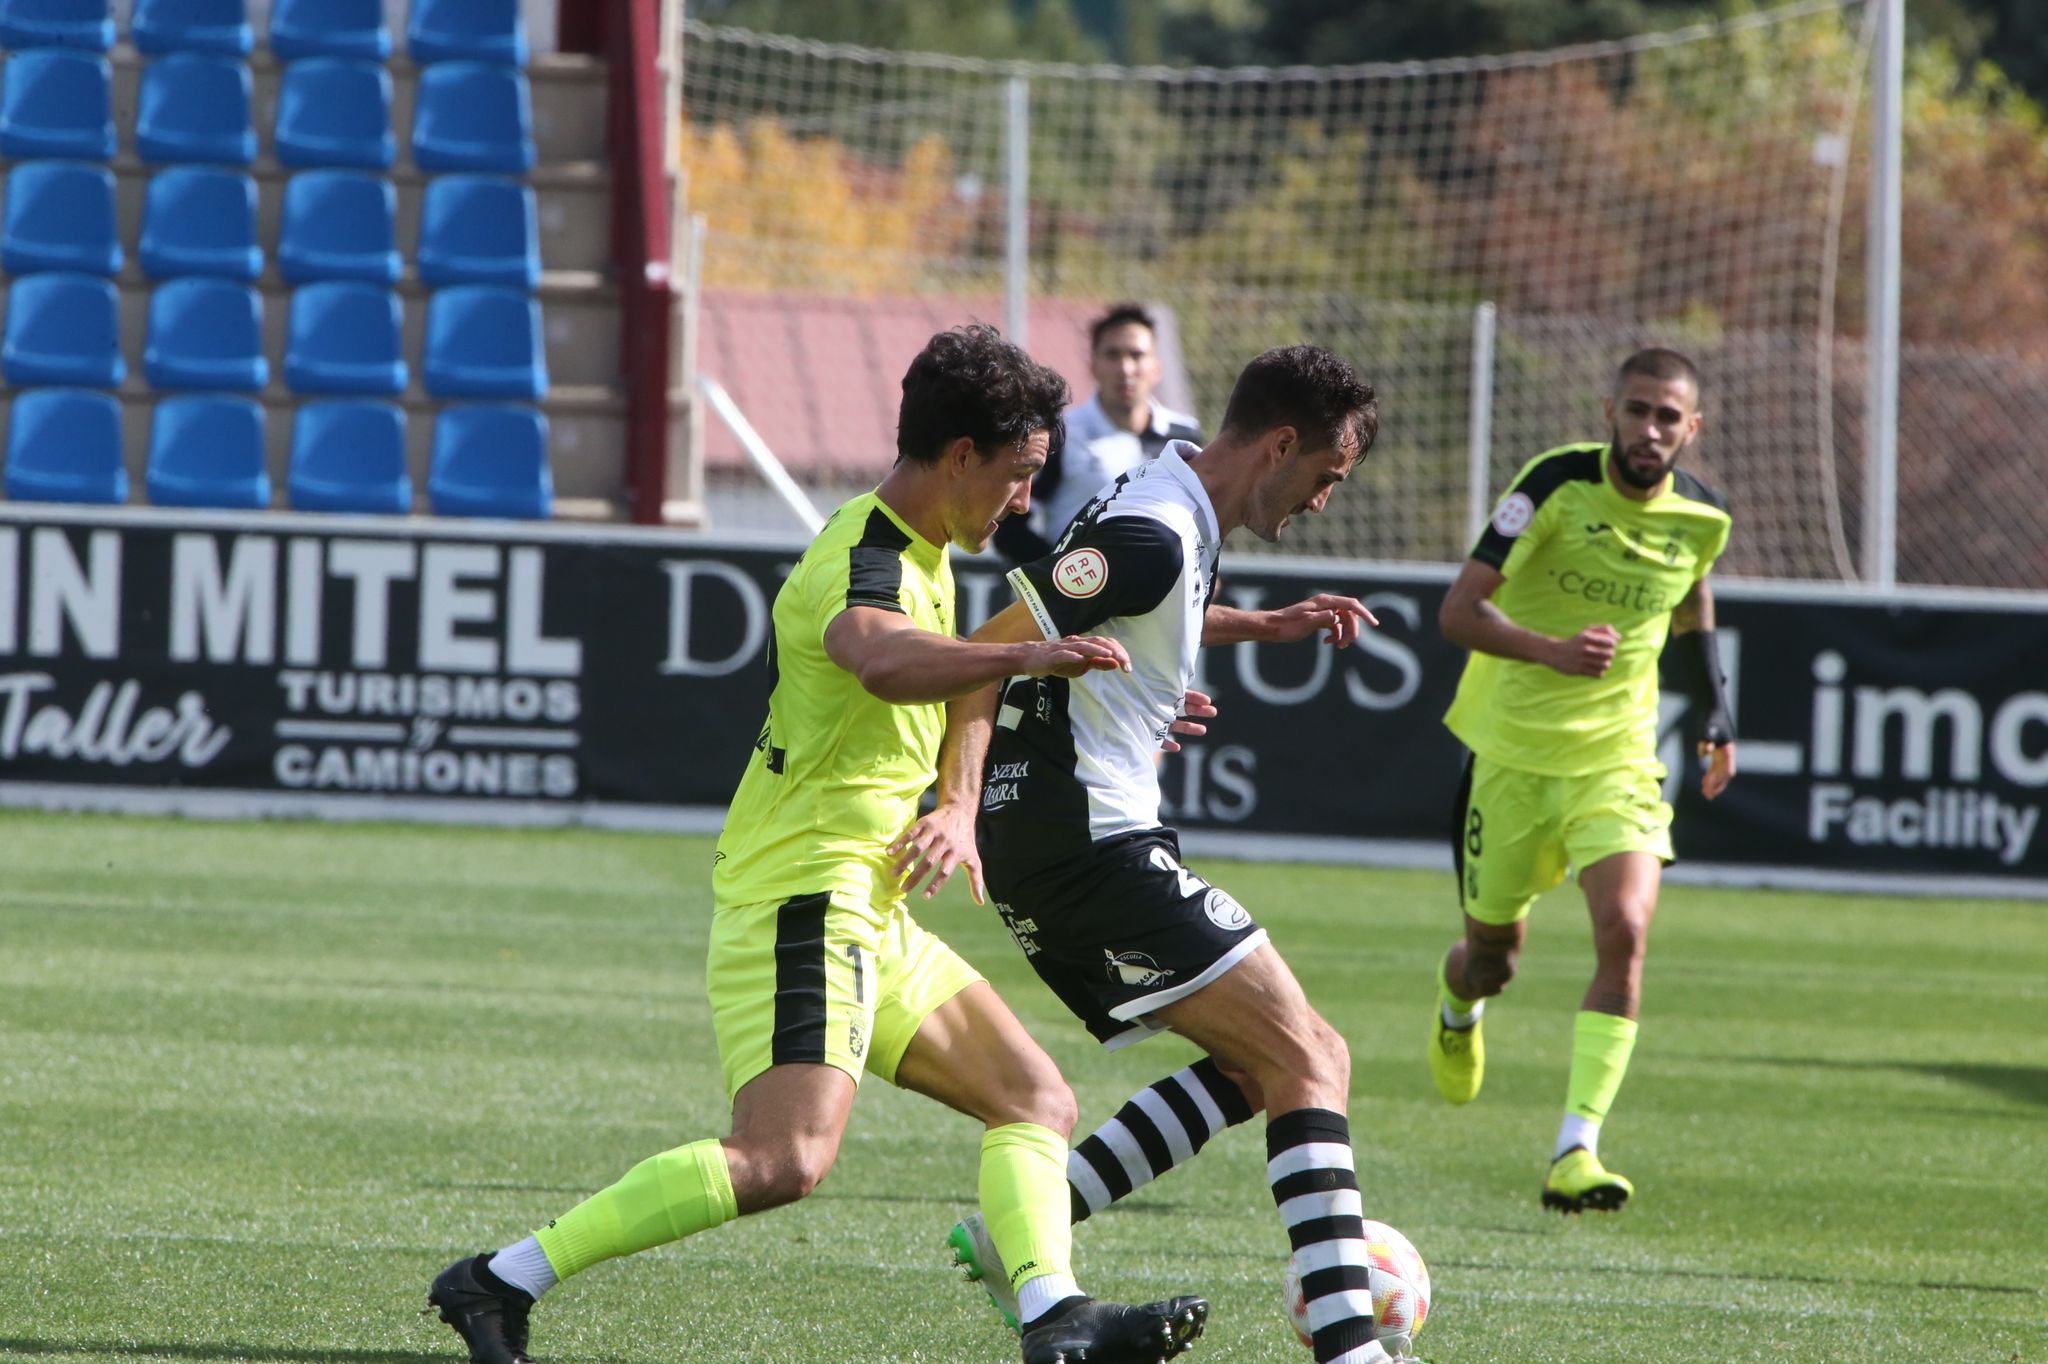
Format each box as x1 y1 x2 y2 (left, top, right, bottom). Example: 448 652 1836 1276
1608 429 1676 491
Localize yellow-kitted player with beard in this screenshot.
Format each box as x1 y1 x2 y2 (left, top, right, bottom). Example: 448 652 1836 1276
1430 347 1738 1214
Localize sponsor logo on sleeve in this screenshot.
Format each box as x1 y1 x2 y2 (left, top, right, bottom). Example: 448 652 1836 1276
1491 492 1535 537
1052 548 1109 598
1203 888 1252 931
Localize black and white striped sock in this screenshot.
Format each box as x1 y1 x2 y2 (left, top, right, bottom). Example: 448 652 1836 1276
1269 1107 1382 1364
1066 1057 1255 1223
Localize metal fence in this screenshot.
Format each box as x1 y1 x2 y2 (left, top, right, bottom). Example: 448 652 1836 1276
679 3 2048 590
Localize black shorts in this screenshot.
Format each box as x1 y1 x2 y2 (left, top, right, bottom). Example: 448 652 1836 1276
983 829 1267 1050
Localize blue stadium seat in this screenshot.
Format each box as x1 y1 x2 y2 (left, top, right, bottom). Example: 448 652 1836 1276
4 387 126 504
423 285 546 400
135 52 255 165
407 0 527 66
273 57 393 170
284 281 406 395
144 276 267 391
0 49 115 160
132 0 252 55
278 170 399 284
287 399 409 513
1 271 123 386
139 165 261 279
412 62 534 173
146 393 268 508
428 404 549 518
3 161 121 275
0 0 113 50
269 0 389 61
417 174 538 288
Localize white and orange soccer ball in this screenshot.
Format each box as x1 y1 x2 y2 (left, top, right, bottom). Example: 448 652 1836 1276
1281 1219 1431 1357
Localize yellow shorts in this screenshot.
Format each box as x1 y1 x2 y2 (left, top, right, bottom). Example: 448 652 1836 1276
1454 753 1674 926
706 885 984 1103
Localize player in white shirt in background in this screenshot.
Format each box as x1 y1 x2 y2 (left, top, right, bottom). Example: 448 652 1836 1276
995 302 1202 563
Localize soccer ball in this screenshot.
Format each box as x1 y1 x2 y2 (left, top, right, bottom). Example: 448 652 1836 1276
1282 1220 1431 1357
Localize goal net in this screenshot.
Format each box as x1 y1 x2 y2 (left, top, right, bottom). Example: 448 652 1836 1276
679 1 1874 579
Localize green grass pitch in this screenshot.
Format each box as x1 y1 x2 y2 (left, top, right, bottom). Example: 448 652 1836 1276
1 809 2042 1363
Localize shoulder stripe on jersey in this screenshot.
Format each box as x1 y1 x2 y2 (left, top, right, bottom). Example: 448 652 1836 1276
1670 467 1730 515
846 506 912 612
1471 444 1604 566
1512 444 1605 504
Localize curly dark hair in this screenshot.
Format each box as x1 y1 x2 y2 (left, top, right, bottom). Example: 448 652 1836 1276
1218 344 1379 464
896 324 1070 466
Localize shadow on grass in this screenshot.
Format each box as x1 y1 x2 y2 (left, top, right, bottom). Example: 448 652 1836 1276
806 1188 1201 1216
0 1342 450 1364
1438 1257 2040 1296
415 1179 596 1196
1738 1056 2048 1109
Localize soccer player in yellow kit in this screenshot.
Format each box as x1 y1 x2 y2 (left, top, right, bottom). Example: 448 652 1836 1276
426 326 1207 1364
1428 348 1738 1213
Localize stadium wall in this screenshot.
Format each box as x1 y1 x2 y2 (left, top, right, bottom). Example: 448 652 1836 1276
1 505 2043 898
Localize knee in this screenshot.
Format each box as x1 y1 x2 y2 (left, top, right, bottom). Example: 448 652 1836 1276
1307 1018 1350 1093
1591 906 1653 964
1009 1069 1078 1139
732 1134 838 1212
1267 1015 1349 1094
974 1044 1078 1136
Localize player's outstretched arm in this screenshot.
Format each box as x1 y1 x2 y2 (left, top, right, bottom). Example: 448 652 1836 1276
888 600 1131 899
1202 593 1378 647
824 604 1130 705
1439 558 1618 677
1670 578 1737 799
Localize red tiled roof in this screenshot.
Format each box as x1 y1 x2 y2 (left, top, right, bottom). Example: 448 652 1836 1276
694 291 1109 475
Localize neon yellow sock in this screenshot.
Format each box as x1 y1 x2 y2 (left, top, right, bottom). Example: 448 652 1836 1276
533 1139 738 1283
1565 1010 1639 1125
980 1122 1072 1296
1439 950 1480 1014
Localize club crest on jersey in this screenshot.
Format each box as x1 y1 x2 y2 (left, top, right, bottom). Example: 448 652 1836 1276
1491 491 1535 537
1104 948 1174 987
1052 547 1109 598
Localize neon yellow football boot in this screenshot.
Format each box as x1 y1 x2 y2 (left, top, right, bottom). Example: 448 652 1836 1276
1428 1007 1484 1105
1541 1146 1634 1214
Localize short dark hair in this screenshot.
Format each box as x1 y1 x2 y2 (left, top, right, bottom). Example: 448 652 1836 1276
896 324 1069 466
1218 345 1379 463
1089 301 1156 352
1616 347 1701 397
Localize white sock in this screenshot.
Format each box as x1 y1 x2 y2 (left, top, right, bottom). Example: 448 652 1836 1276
1441 998 1484 1029
488 1236 559 1300
1554 1113 1600 1162
1017 1273 1084 1326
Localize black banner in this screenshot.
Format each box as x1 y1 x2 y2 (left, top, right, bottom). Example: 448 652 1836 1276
3 508 2044 885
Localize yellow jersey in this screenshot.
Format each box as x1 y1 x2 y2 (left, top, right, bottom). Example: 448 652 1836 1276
1444 443 1731 776
713 491 954 906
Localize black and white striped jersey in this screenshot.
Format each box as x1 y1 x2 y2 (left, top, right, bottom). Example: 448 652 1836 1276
979 440 1218 862
992 393 1203 562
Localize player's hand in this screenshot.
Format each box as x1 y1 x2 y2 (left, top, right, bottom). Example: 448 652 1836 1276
1551 624 1620 677
1022 633 1131 678
887 803 985 904
1161 688 1218 754
1263 593 1379 646
1700 738 1737 800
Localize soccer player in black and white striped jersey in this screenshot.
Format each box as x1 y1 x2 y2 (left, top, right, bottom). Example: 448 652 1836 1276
908 346 1408 1364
